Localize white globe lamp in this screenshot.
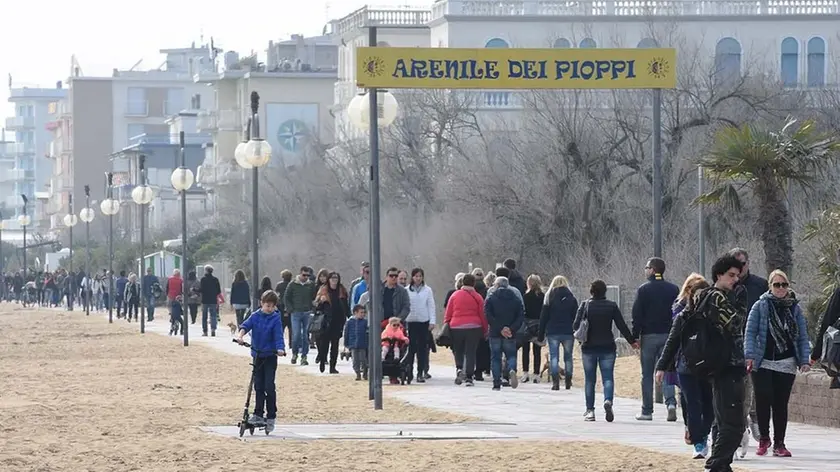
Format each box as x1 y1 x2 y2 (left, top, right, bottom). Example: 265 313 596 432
234 141 252 169
18 214 31 227
63 213 78 227
131 185 154 205
100 198 120 216
350 91 399 130
347 93 367 130
170 167 195 191
79 207 95 223
244 139 272 168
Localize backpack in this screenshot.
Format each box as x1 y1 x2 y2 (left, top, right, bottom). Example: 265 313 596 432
680 292 731 377
151 282 164 299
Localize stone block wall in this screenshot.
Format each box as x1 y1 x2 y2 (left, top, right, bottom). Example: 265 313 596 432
787 370 840 429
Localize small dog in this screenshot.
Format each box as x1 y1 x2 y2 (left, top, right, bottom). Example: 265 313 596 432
228 322 239 336
539 350 566 382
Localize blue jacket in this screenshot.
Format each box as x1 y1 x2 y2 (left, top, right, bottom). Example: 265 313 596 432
484 280 525 338
115 277 128 297
631 275 679 338
230 280 251 306
343 317 369 350
240 309 285 358
351 280 368 307
142 274 159 297
538 286 578 338
744 292 810 369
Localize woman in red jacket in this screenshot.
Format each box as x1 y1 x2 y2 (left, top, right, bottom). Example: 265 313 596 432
444 273 488 387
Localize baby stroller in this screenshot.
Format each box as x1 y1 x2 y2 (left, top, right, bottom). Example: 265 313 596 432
382 337 411 385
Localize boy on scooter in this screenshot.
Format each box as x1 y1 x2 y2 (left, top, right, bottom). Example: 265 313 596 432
236 290 286 433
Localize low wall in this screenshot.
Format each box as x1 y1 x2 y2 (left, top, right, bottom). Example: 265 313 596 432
788 370 840 429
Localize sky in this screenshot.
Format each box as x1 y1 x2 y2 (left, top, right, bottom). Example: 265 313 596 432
0 0 403 124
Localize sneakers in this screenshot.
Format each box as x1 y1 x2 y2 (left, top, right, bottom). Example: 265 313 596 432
508 370 519 389
300 356 309 366
416 373 425 383
265 418 275 434
532 374 540 384
584 409 595 421
692 442 706 459
474 373 484 381
455 369 465 385
603 400 614 422
291 353 298 365
520 373 530 383
635 413 653 421
667 405 677 422
464 378 474 387
492 383 501 391
756 438 771 456
773 443 792 457
248 414 266 427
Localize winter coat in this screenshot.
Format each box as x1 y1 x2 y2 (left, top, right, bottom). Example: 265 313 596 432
124 281 140 303
507 269 527 297
186 279 201 305
406 284 436 324
240 309 285 358
166 276 183 301
574 296 634 352
444 287 488 333
344 317 369 350
115 277 128 299
745 292 810 370
538 286 579 339
284 277 316 313
199 273 222 305
484 278 525 339
631 274 679 338
230 280 251 306
695 287 746 368
315 284 349 340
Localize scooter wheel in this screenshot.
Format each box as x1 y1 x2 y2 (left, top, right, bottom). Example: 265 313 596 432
238 422 247 438
249 426 255 435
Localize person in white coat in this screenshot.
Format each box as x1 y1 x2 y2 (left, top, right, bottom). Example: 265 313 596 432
406 267 436 383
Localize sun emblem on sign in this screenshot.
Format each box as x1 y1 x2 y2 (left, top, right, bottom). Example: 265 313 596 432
647 57 670 79
363 56 386 78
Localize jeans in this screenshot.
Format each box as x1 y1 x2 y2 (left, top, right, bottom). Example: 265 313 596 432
351 348 369 375
290 312 312 356
547 334 575 379
706 367 746 472
450 327 483 378
146 295 156 320
406 321 430 376
582 347 616 410
752 368 796 444
126 300 139 320
521 340 542 374
679 372 714 445
252 355 278 420
640 333 676 413
115 296 124 316
489 337 518 384
201 304 219 334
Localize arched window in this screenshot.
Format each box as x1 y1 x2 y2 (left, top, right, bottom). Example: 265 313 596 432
637 38 659 48
484 38 510 107
714 37 742 84
579 38 597 48
780 37 798 87
807 37 826 87
553 38 571 48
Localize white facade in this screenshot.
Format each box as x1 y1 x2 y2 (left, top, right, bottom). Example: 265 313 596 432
331 1 840 129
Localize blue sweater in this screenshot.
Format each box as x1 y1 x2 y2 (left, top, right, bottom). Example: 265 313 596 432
631 275 679 338
240 309 285 358
744 292 810 369
343 317 369 350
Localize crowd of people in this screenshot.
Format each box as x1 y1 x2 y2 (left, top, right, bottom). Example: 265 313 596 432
8 248 840 472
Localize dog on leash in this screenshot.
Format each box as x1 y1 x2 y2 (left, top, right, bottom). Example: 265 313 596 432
228 322 239 336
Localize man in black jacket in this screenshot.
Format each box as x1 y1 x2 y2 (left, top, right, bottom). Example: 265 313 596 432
485 276 525 391
199 265 222 336
502 258 527 296
631 257 679 422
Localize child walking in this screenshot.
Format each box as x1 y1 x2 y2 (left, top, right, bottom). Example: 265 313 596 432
236 290 286 433
343 304 369 380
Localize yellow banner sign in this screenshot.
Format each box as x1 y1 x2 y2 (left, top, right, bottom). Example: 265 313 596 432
356 47 676 90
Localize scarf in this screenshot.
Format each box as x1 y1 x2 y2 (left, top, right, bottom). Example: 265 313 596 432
767 294 798 354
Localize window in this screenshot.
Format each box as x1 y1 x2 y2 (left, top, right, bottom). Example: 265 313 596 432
580 38 597 48
166 88 185 115
637 38 659 48
714 37 742 85
127 124 145 144
781 37 798 87
807 37 826 87
127 87 147 115
484 38 510 107
553 38 571 48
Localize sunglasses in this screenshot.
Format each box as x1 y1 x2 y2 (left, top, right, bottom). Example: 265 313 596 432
301 273 310 277
387 274 398 278
772 282 789 289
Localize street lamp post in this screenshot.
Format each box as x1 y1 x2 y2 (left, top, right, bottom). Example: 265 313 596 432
171 131 195 347
64 196 78 310
132 154 155 334
100 173 120 323
234 92 271 310
19 195 30 277
79 185 95 315
346 26 399 411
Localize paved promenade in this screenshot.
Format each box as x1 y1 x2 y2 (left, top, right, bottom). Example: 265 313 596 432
133 315 835 471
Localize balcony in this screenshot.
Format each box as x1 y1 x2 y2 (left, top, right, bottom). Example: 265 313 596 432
0 169 24 182
125 100 149 117
431 0 840 19
197 109 242 132
5 116 35 129
335 6 431 37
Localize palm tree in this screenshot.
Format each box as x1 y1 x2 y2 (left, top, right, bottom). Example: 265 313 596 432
696 118 840 274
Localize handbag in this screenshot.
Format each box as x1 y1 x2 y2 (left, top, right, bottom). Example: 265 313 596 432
435 323 452 347
309 311 330 335
573 302 590 343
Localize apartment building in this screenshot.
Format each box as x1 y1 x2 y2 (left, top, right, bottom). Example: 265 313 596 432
194 37 337 209
50 45 217 232
3 84 67 236
332 1 840 130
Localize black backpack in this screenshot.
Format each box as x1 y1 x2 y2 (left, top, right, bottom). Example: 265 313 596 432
680 292 731 377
